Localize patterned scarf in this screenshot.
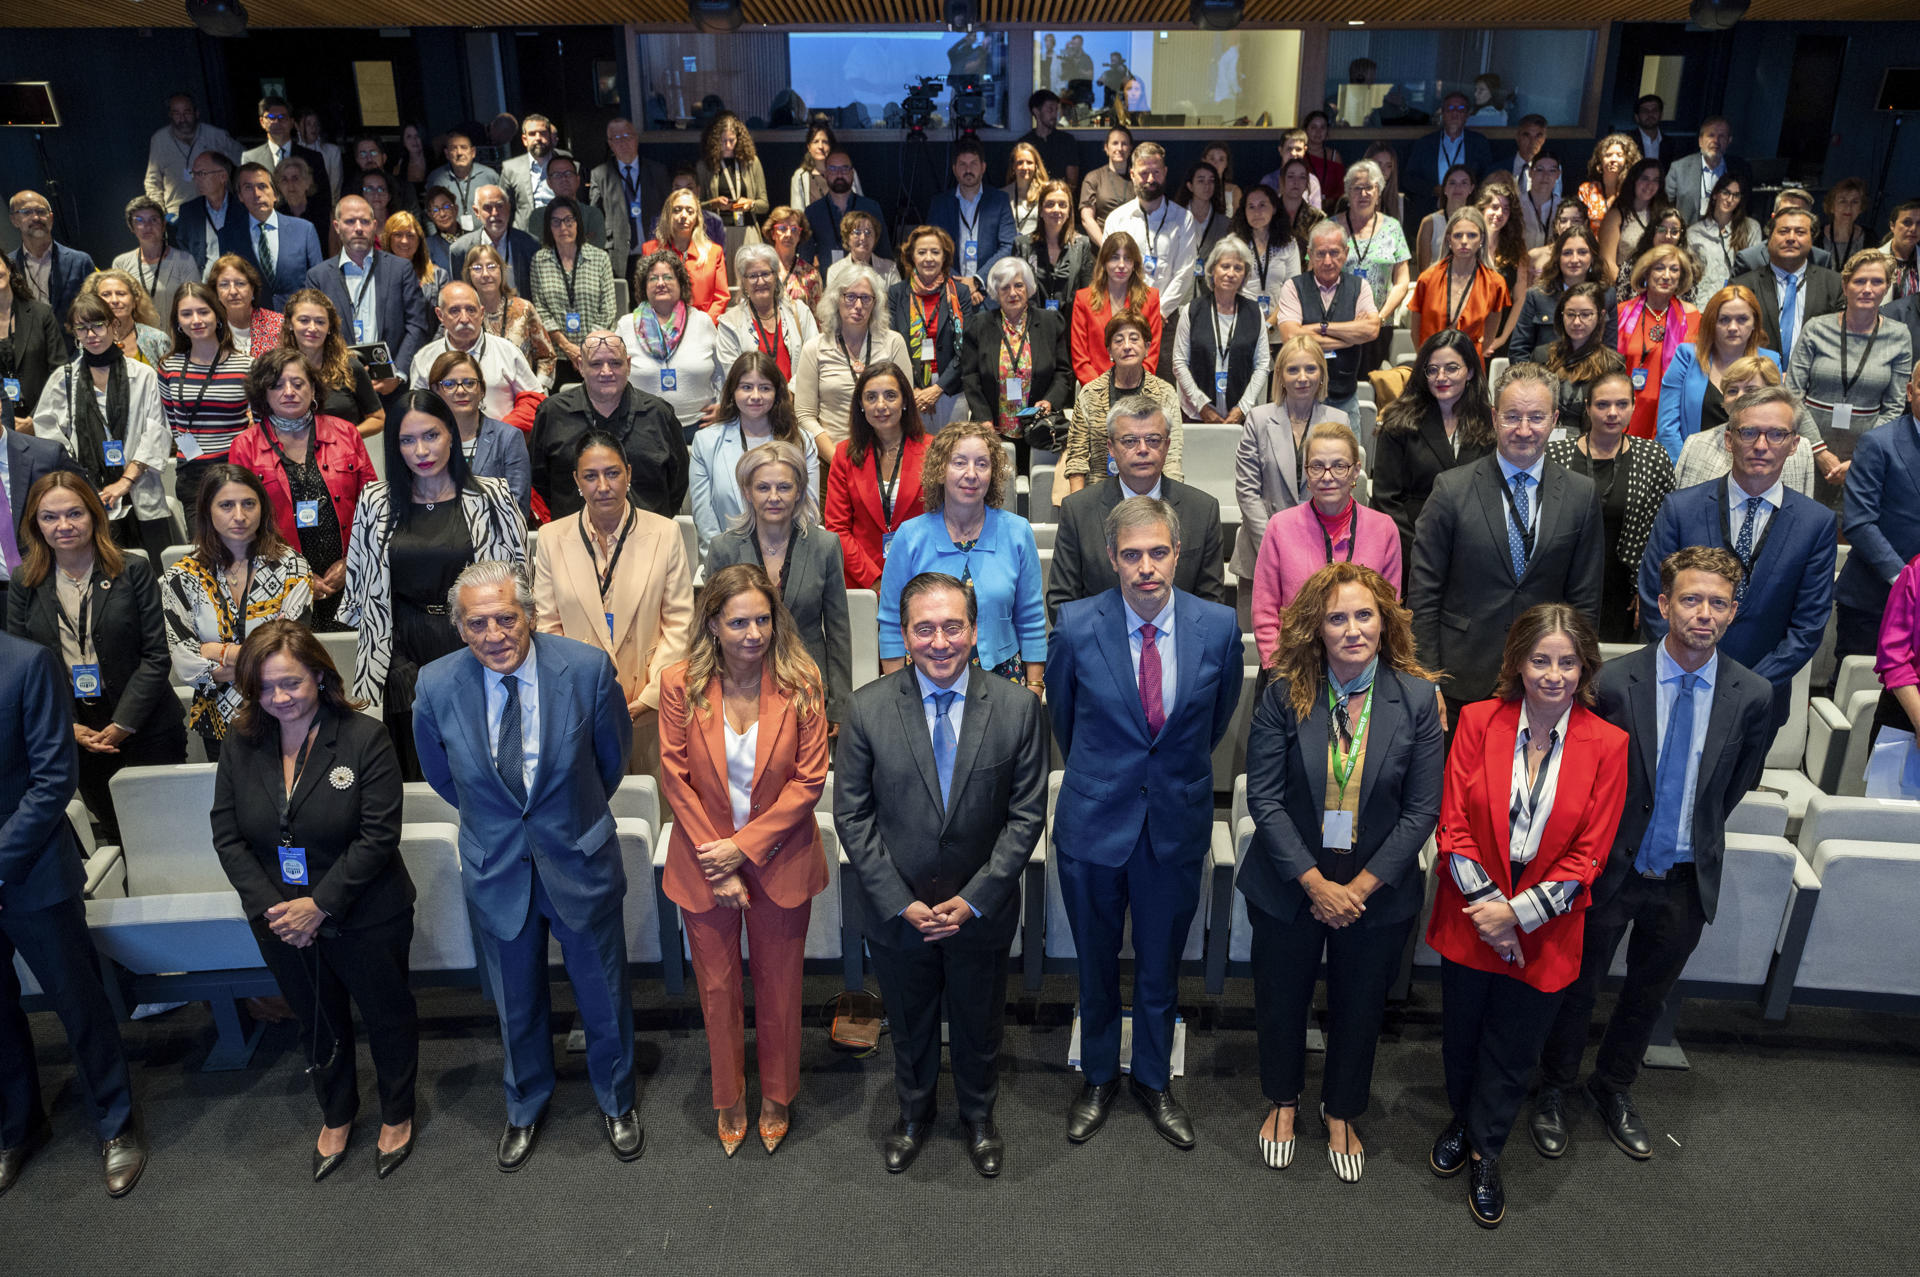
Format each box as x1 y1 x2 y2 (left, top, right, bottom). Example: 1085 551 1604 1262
637 301 687 363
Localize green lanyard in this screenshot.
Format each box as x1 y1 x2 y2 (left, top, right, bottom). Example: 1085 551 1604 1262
1327 683 1373 802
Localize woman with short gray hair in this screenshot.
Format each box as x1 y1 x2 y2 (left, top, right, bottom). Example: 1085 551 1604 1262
793 261 911 456
716 241 820 376
961 252 1073 468
1172 234 1270 423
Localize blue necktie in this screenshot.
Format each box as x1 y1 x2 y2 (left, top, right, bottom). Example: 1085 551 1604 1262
1733 495 1761 603
930 690 957 808
1508 473 1531 579
1640 672 1700 875
1778 270 1800 360
496 677 527 806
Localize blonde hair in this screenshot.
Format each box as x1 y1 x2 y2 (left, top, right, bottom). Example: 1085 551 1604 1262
82 268 161 329
731 438 818 531
681 563 823 718
1272 333 1329 403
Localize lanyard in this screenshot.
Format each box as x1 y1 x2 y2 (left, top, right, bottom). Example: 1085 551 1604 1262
878 442 903 523
749 306 782 357
838 330 872 375
957 197 980 241
720 160 742 202
1514 727 1559 829
1148 200 1171 259
138 254 161 300
1446 264 1480 330
170 359 218 428
1346 211 1379 268
558 250 580 312
1838 320 1880 401
579 505 635 602
1001 317 1031 374
1498 471 1537 557
57 569 95 661
1439 134 1464 171
277 725 319 846
347 252 379 313
1327 683 1373 799
1254 233 1277 291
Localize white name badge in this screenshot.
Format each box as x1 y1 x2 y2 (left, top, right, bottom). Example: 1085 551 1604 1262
1831 402 1855 433
176 432 203 460
296 499 321 528
659 368 678 392
1322 809 1355 850
1003 375 1024 403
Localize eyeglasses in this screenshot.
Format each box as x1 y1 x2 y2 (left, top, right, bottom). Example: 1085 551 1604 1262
842 292 876 307
824 164 853 174
261 112 289 123
1424 364 1465 379
435 378 480 392
608 130 636 143
1114 434 1167 451
1305 460 1354 476
1498 411 1553 428
1733 427 1794 445
583 334 625 355
74 321 109 336
190 170 224 179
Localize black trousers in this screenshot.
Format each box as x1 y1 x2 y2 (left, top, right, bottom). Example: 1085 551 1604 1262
1835 602 1885 664
0 895 136 1145
867 938 1009 1126
250 909 419 1128
1539 869 1708 1095
1440 958 1565 1160
173 457 222 535
1250 904 1411 1120
73 698 187 845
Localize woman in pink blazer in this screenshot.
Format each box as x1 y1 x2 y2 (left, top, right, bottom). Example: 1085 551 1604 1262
659 563 829 1159
1251 420 1402 666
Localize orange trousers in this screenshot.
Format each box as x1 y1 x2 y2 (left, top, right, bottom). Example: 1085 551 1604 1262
681 893 812 1109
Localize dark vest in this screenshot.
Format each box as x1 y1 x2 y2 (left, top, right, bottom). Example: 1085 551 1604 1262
1185 294 1263 411
1293 271 1365 402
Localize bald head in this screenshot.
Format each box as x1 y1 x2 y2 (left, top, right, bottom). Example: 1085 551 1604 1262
437 282 483 349
582 328 630 405
333 195 377 259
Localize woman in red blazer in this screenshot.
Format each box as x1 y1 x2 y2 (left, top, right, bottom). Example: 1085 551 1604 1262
824 363 930 589
1069 230 1163 384
1425 603 1627 1228
659 563 829 1158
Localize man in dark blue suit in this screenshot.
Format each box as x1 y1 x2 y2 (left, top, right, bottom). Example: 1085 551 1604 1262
1837 371 1920 656
412 562 639 1172
803 149 892 269
233 163 325 310
1639 386 1836 731
926 138 1017 305
0 633 147 1197
1046 496 1242 1149
169 153 253 274
7 190 97 321
304 195 432 399
1403 93 1494 222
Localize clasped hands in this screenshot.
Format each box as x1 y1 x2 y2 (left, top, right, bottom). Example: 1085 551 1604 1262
265 897 327 948
1462 898 1526 968
903 897 974 943
73 723 129 755
1303 869 1368 929
699 837 751 910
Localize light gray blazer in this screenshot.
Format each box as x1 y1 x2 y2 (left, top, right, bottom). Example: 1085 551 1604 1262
1229 401 1350 579
705 523 851 723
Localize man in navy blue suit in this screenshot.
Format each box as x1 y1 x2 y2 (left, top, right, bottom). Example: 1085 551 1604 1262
1837 369 1920 657
169 153 253 274
233 163 324 310
304 195 432 399
1403 93 1494 222
0 633 147 1197
1639 386 1835 731
1046 496 1242 1150
413 562 639 1172
926 138 1017 306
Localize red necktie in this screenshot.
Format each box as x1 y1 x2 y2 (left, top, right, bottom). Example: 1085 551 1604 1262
1139 623 1165 737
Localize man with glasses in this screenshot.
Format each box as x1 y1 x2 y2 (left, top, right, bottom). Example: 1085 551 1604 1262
1665 116 1750 227
170 152 251 274
6 191 96 320
1047 397 1224 624
528 156 605 247
233 162 323 310
803 151 892 269
1507 116 1562 248
1637 387 1835 731
453 185 540 298
590 118 668 285
1408 362 1606 716
1405 91 1493 223
427 132 503 235
407 281 543 421
144 92 242 216
346 136 418 215
241 95 327 189
529 331 687 519
304 195 431 400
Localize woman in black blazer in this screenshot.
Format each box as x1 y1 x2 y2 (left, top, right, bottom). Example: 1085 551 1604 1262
1370 330 1498 570
960 256 1073 470
1239 562 1444 1183
6 472 185 843
208 619 418 1183
705 439 851 725
0 255 67 418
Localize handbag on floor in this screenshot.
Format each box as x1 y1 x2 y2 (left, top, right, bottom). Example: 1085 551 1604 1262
826 991 885 1054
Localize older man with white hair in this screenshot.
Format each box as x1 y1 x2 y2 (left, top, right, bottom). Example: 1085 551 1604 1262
1276 221 1381 418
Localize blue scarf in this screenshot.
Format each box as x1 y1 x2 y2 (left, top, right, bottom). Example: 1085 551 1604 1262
1327 655 1379 745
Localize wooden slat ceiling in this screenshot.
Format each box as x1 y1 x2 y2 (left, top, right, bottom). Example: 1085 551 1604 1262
0 0 1912 27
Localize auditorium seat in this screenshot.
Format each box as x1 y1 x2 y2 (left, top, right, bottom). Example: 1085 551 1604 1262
1030 463 1057 524
1388 328 1416 366
676 514 700 587
107 764 223 893
1174 422 1240 518
1031 522 1056 551
315 631 359 709
847 588 879 689
393 822 474 973
1789 794 1920 1001
1211 661 1256 794
160 543 193 572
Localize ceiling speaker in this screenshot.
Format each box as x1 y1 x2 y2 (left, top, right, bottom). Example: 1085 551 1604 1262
1191 0 1244 31
1689 0 1749 30
184 0 249 38
688 0 743 34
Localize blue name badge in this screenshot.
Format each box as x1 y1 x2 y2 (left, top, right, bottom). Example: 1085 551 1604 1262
1630 367 1648 392
103 439 125 467
2 376 19 402
279 845 310 886
1257 294 1272 319
565 311 582 334
296 499 321 528
963 239 979 268
605 611 617 640
1215 370 1231 397
881 530 895 555
659 368 677 392
629 198 645 221
1107 455 1119 476
72 663 103 700
1351 265 1370 281
1045 298 1060 311
1144 254 1159 276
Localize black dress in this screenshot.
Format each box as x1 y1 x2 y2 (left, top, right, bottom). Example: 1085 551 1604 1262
275 442 350 631
383 500 473 779
1562 451 1637 641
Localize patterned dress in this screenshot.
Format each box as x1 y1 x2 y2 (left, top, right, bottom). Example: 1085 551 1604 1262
161 550 313 743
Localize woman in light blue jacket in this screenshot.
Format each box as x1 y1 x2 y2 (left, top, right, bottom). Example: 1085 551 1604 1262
1655 284 1787 462
688 350 819 559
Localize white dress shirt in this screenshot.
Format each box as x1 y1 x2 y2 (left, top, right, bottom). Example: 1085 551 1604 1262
338 249 382 344
1653 644 1719 864
1103 198 1196 316
1126 596 1177 712
1496 452 1546 545
1727 474 1785 547
483 644 541 795
409 332 542 421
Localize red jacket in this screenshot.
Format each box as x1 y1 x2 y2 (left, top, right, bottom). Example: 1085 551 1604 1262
642 238 732 323
824 434 929 589
1425 697 1628 993
226 415 375 556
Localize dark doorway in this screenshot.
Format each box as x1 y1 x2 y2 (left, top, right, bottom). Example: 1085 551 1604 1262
1778 35 1851 179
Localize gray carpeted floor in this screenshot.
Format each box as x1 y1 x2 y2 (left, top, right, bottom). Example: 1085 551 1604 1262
9 975 1918 1275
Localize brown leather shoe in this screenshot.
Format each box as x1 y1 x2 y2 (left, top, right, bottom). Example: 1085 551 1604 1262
102 1127 148 1198
0 1121 52 1197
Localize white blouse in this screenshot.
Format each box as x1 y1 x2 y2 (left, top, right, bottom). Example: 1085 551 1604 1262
724 717 758 831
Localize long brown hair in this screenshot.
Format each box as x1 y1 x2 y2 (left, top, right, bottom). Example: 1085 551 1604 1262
681 563 822 719
1091 230 1151 317
277 288 353 391
231 618 367 742
1377 330 1496 448
15 472 127 588
1270 563 1437 719
718 350 803 446
700 110 759 172
384 210 437 287
846 362 926 467
168 281 234 359
1474 176 1528 277
1545 282 1624 387
1491 603 1602 706
190 463 290 572
1027 179 1080 248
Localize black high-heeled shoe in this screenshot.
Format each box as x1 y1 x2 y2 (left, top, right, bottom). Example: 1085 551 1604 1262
313 1132 352 1183
375 1131 415 1180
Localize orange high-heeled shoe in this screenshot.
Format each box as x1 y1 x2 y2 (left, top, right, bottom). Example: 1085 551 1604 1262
718 1112 748 1158
759 1108 790 1156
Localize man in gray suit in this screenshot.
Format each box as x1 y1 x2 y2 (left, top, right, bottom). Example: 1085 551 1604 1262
590 118 669 286
1047 397 1224 624
498 114 573 232
1408 362 1606 716
1662 116 1751 226
835 572 1047 1179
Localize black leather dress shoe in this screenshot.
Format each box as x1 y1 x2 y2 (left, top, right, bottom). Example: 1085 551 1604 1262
1430 1119 1470 1178
1468 1155 1505 1228
1129 1079 1196 1150
1586 1077 1653 1160
0 1120 51 1197
604 1109 645 1162
498 1112 544 1173
313 1134 351 1183
101 1127 148 1199
375 1133 415 1180
883 1118 930 1174
1529 1087 1570 1159
1066 1080 1120 1143
967 1120 1004 1178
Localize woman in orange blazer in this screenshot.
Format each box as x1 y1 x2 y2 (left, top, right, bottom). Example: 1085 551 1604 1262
661 563 829 1158
823 363 930 589
1425 603 1627 1229
644 187 732 322
530 431 695 776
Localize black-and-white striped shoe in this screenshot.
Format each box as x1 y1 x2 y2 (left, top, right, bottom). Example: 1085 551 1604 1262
1259 1104 1297 1169
1323 1104 1364 1183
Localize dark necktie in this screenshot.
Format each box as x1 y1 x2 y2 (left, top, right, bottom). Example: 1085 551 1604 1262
496 676 527 805
1733 495 1761 602
1508 474 1531 578
255 222 274 279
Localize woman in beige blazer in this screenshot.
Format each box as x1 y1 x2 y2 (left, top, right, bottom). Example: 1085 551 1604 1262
531 429 696 774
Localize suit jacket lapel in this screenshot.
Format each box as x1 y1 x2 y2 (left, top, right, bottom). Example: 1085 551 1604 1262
1417 410 1456 477
1355 671 1401 815
697 671 727 806
1524 463 1568 583
1168 590 1202 727
530 637 569 804
1698 666 1740 810
1628 658 1660 786
1483 701 1518 867
751 679 790 803
1267 417 1302 505
6 435 26 511
896 674 946 815
1476 460 1518 584
559 514 619 656
1303 683 1332 813
1094 593 1151 740
942 673 994 831
286 715 341 821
